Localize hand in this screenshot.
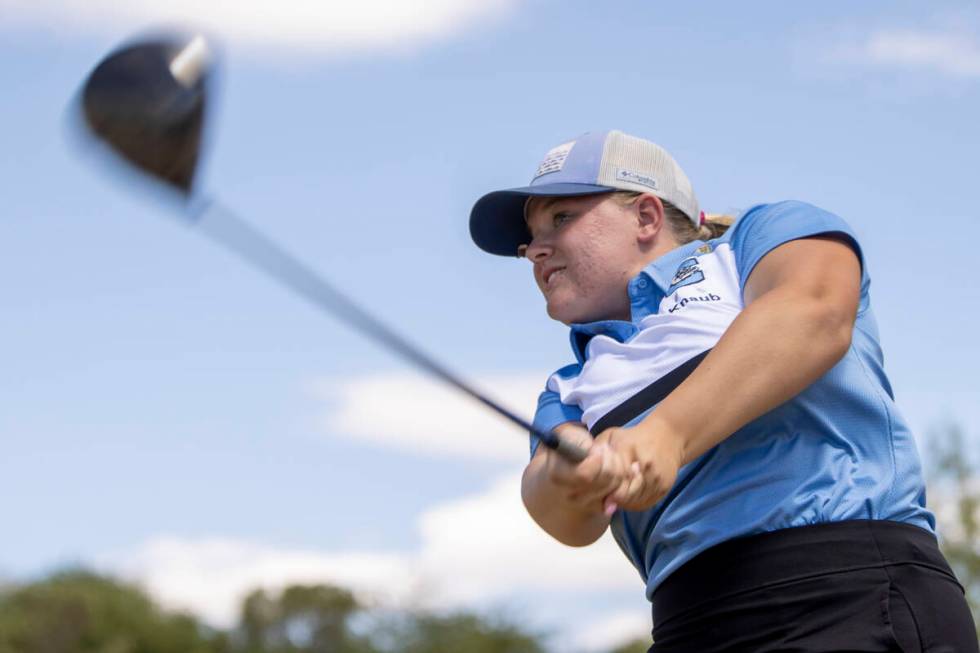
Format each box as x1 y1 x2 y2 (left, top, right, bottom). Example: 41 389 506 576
543 424 635 516
596 415 686 512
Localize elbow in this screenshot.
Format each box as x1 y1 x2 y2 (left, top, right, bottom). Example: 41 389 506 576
520 463 607 547
560 529 607 548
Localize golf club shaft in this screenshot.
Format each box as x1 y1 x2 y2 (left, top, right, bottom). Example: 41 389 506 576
191 199 588 464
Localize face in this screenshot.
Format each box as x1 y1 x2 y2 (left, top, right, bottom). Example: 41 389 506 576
523 194 643 325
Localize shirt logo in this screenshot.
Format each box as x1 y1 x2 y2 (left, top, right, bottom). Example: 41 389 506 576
666 257 704 295
668 293 721 313
534 141 575 179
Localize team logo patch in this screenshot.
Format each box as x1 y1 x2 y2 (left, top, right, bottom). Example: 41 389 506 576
667 257 704 295
534 141 575 179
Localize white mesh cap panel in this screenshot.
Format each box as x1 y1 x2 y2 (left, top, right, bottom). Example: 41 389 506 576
597 131 700 225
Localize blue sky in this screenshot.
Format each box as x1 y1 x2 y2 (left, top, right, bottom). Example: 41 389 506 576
2 1 979 649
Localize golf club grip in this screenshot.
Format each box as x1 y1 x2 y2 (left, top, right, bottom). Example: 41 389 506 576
548 433 588 463
192 200 589 464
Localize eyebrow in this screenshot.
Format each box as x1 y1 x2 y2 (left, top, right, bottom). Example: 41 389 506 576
524 196 564 224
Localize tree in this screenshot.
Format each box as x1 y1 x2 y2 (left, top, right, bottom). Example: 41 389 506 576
236 584 375 653
0 570 220 653
928 421 980 634
379 611 546 653
234 585 547 653
607 639 649 653
0 573 551 653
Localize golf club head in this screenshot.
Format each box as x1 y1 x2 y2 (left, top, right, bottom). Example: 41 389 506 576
76 32 213 198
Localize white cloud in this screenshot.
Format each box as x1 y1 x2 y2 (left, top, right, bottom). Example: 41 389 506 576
311 371 546 462
570 609 651 652
865 28 980 77
0 0 518 55
836 26 980 79
105 537 416 625
99 473 644 646
413 475 641 602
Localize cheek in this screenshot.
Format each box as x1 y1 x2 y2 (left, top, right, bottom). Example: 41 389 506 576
570 245 621 291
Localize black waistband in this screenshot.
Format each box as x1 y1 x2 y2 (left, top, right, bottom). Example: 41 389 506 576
652 520 957 628
589 349 711 435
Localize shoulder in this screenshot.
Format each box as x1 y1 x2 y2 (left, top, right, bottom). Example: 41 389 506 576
725 201 857 243
719 201 865 287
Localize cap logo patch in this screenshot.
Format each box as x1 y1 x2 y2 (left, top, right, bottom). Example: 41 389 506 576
616 168 658 189
534 141 575 179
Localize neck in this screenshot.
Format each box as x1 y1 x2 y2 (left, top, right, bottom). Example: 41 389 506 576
630 234 683 278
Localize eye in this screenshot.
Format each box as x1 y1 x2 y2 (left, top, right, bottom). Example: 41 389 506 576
552 211 573 228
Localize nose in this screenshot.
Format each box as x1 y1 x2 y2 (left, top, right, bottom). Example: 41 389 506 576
523 237 553 262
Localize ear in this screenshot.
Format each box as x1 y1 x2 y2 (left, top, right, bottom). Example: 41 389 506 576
634 193 665 244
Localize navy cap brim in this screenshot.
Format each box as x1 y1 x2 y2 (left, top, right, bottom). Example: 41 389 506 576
469 183 615 256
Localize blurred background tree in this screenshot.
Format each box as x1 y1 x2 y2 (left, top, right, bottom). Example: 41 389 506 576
236 584 373 653
377 611 545 653
0 570 221 653
0 574 547 653
928 421 980 636
607 639 649 653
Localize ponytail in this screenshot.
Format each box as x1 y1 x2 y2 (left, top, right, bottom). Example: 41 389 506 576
695 213 735 241
612 191 735 244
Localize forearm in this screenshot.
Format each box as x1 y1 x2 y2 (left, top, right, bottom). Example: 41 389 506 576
521 453 612 546
653 286 854 465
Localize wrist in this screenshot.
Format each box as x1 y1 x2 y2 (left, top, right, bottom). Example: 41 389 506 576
641 411 690 467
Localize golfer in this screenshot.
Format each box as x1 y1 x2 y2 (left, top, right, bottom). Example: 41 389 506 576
470 130 977 651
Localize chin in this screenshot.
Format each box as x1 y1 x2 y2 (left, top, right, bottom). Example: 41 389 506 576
546 300 592 325
547 295 627 325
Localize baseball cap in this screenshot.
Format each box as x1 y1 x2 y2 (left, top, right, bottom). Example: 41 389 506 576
469 130 700 256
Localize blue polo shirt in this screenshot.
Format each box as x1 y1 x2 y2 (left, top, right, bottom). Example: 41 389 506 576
529 200 935 600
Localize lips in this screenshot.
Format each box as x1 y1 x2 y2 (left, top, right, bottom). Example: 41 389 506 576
543 266 565 288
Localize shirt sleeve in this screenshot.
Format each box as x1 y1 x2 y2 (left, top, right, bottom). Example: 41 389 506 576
529 371 584 458
727 200 867 293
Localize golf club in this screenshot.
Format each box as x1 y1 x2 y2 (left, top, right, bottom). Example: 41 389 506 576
73 32 588 464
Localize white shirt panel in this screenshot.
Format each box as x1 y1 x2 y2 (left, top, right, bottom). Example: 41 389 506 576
550 245 743 431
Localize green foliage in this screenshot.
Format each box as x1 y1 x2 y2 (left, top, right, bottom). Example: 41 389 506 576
383 611 546 653
236 584 374 653
928 422 980 635
0 571 549 653
0 569 219 653
606 639 649 653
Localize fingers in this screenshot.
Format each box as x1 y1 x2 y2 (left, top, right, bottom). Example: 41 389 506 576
569 444 625 498
597 424 682 511
546 439 629 512
608 461 642 508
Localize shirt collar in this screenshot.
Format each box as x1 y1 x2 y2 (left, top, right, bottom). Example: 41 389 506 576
567 240 708 362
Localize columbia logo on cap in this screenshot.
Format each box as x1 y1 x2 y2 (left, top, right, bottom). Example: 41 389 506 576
616 169 658 190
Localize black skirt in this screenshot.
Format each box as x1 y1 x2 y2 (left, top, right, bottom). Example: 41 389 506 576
649 520 978 652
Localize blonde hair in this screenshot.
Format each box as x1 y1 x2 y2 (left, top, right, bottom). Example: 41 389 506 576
612 191 734 243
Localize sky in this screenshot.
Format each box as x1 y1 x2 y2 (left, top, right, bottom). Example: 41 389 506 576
1 1 979 650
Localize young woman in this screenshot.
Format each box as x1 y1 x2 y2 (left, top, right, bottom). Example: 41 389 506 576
469 130 977 652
